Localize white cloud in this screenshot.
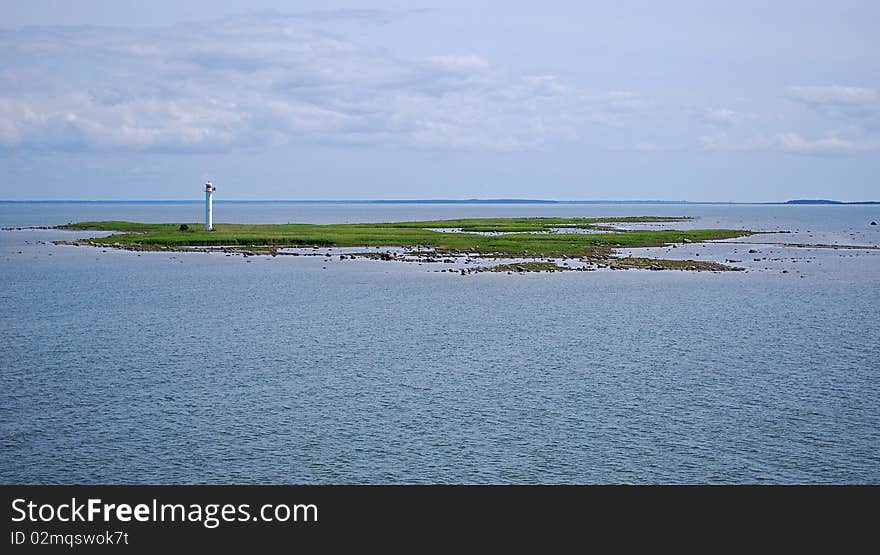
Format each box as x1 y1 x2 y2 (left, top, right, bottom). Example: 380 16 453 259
602 91 647 115
788 85 879 120
790 85 877 105
701 108 742 127
427 55 490 71
521 75 569 97
774 133 857 154
698 130 873 155
698 132 730 150
0 14 607 153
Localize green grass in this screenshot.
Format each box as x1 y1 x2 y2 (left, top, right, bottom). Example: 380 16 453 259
60 217 752 257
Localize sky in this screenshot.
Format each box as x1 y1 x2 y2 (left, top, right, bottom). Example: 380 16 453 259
0 0 878 201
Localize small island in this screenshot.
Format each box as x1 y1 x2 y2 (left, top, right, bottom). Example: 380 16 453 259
57 217 754 273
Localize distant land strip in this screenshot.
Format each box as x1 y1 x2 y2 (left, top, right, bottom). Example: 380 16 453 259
1 199 877 205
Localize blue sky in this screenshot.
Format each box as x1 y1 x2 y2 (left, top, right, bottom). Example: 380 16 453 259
1 1 878 201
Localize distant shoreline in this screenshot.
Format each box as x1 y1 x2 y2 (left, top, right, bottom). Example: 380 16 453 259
2 199 878 205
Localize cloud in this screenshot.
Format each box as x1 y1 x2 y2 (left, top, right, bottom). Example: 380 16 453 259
789 85 877 106
698 132 731 150
774 133 857 154
701 108 742 127
427 55 490 72
0 13 603 153
698 129 874 155
788 85 879 120
569 91 651 130
602 91 647 115
521 75 570 97
634 142 659 151
283 9 397 24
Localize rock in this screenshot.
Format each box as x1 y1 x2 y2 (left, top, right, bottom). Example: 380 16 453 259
871 221 878 225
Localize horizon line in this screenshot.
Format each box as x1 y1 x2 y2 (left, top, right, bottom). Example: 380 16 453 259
1 198 879 205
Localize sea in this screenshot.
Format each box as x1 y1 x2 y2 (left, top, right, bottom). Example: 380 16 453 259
1 202 878 484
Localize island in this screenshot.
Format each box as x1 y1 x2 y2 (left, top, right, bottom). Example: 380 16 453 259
57 217 754 273
783 199 880 205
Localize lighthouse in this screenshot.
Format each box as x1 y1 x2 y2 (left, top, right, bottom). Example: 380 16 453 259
204 181 215 231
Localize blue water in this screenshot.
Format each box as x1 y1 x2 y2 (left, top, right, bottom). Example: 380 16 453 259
1 203 878 483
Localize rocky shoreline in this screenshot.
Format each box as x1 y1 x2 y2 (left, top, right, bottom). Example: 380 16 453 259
52 238 742 274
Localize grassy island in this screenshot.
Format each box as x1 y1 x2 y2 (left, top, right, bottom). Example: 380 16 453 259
58 217 753 272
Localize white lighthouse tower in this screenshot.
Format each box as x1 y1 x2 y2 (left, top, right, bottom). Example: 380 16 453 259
204 181 215 231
